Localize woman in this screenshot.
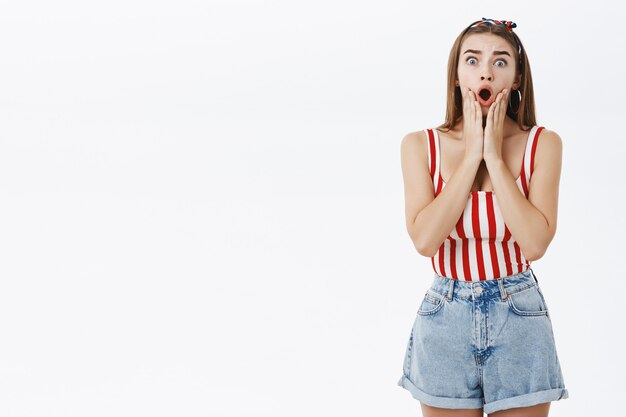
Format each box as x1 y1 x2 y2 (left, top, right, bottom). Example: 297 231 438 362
396 18 569 416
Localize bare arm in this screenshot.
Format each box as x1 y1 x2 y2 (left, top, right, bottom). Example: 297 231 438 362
400 131 481 257
485 128 562 261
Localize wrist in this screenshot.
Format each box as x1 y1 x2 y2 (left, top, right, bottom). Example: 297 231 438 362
484 155 504 168
463 153 483 166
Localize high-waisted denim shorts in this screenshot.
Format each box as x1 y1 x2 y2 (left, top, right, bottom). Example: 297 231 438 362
397 268 569 414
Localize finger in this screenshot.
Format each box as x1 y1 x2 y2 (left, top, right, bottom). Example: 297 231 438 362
467 87 476 127
469 90 479 125
494 90 502 122
487 98 496 128
485 99 493 130
500 88 511 121
461 89 467 124
474 94 483 130
498 89 507 121
472 91 479 127
474 96 481 127
492 92 502 125
470 89 478 107
503 88 510 119
461 87 468 121
474 101 483 128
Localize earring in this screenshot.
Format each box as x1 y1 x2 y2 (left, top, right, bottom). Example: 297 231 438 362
508 89 522 114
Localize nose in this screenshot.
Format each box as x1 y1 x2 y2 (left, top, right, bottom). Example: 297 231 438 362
480 62 493 81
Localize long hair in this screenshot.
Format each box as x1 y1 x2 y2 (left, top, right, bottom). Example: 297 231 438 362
436 21 536 132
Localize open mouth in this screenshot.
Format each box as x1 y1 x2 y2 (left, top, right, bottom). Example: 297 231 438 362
476 86 495 106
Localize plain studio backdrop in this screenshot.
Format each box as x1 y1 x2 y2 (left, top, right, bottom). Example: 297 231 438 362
0 1 623 416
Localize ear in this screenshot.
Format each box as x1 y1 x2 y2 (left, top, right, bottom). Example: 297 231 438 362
512 74 522 90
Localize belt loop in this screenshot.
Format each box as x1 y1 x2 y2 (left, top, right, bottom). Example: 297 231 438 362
531 268 539 284
498 277 508 299
445 277 455 302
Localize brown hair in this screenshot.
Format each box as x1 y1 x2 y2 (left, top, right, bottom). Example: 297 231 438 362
436 22 536 132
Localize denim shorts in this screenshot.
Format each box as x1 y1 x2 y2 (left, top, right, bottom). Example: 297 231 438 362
397 268 569 414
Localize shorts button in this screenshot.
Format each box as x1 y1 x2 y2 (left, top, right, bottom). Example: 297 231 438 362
475 286 483 294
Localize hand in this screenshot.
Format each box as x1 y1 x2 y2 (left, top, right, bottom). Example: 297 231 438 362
483 88 509 163
462 87 484 163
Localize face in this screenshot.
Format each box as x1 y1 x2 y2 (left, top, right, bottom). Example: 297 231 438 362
456 33 521 116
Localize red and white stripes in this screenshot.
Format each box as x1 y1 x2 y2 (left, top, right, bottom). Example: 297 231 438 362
425 126 544 281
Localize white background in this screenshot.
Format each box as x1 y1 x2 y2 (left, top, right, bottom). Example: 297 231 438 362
0 1 624 416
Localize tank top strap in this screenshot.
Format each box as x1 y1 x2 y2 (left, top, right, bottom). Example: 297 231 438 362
519 125 545 196
425 128 444 195
425 129 436 180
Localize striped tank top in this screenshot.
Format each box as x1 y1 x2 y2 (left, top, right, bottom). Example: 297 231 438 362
426 125 544 281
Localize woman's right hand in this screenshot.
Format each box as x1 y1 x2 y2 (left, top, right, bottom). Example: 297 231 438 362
461 87 484 163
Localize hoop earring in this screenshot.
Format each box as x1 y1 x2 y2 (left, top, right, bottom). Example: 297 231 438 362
508 89 522 114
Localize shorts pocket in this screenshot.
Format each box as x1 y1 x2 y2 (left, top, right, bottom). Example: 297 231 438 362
417 290 445 316
506 284 549 316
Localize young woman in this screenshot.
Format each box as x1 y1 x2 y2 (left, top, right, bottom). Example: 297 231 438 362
396 19 569 416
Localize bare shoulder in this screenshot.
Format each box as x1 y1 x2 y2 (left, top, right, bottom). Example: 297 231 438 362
537 127 563 146
535 127 563 168
400 130 428 162
401 130 427 146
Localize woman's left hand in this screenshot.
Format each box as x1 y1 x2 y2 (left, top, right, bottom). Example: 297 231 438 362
483 88 509 163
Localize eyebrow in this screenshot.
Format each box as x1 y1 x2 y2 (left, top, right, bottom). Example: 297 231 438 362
463 49 511 57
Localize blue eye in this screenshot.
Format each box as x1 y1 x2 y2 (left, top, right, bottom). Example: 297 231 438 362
466 57 508 67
